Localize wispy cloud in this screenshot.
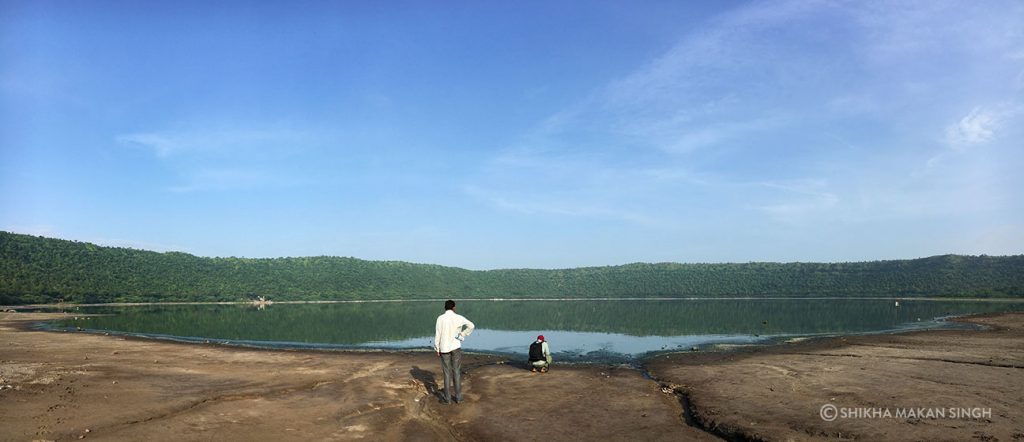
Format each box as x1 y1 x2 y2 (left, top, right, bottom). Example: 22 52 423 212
601 0 819 113
929 102 1021 169
116 133 179 157
167 167 302 193
467 1 830 226
471 0 1024 234
116 127 314 159
464 186 661 226
754 180 841 222
465 143 720 228
851 1 1024 61
115 125 322 192
945 107 999 147
654 117 787 155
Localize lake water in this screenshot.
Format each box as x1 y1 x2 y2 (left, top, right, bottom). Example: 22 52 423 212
49 299 1024 361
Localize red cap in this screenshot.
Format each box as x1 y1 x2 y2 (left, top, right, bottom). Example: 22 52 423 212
537 335 545 342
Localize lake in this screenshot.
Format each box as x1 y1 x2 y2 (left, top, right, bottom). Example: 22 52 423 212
48 298 1024 361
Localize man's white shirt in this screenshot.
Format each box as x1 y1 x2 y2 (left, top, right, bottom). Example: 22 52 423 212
434 310 475 353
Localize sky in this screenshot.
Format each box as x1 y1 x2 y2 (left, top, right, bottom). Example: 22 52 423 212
2 0 1023 269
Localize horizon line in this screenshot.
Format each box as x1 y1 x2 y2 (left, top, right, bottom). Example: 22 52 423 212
3 230 1020 272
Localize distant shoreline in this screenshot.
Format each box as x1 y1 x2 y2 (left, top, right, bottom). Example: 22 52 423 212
16 297 1024 363
5 295 1024 310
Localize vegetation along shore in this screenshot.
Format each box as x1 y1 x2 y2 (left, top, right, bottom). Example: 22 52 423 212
3 231 1023 305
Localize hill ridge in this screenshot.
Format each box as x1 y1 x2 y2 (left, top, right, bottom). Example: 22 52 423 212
2 231 1022 304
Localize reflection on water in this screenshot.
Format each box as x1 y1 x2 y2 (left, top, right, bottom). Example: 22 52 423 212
54 299 1024 359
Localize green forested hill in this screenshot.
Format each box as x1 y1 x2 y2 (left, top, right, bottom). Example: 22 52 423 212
1 231 1022 304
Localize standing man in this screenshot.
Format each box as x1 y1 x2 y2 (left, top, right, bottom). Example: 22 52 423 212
434 299 475 404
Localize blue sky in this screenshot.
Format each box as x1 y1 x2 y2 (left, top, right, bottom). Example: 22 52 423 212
2 1 1023 269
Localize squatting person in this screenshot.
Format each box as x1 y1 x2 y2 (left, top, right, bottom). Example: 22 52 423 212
529 335 552 373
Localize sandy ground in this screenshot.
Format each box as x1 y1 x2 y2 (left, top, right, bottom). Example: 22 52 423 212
1 311 1022 441
0 312 711 442
649 314 1024 441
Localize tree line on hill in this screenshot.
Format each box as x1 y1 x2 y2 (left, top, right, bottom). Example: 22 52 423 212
1 231 1022 305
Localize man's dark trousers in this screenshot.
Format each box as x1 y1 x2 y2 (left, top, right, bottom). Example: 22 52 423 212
439 348 462 403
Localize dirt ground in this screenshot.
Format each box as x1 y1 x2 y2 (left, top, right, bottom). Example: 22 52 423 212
648 314 1024 441
1 311 1022 441
0 312 713 442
